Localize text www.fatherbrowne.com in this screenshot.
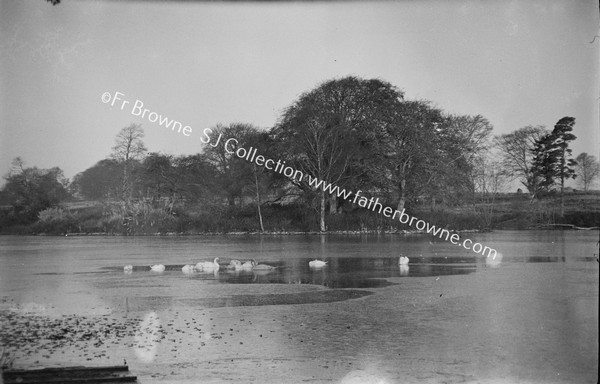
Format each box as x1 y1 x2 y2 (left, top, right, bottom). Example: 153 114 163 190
202 128 498 260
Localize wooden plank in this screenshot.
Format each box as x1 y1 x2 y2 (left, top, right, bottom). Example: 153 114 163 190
5 365 130 374
2 365 138 384
2 375 138 383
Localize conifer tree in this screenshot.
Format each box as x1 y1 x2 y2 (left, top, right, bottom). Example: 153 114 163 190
531 116 577 216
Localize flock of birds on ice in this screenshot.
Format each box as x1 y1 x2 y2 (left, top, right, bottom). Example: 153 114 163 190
123 255 410 274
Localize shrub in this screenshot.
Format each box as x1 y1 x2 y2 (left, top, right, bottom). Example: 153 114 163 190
34 207 79 234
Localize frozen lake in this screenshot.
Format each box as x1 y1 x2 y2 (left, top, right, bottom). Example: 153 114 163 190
0 230 598 383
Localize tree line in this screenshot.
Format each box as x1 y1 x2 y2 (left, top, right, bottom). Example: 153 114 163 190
1 76 598 234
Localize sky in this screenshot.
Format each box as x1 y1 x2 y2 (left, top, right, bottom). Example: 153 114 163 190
1 0 599 189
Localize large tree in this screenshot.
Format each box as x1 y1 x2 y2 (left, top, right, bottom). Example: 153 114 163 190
442 114 494 206
203 123 261 206
494 125 548 196
272 76 404 231
575 152 600 191
72 159 122 200
111 123 147 200
136 153 216 212
471 150 507 228
0 158 70 224
172 154 216 204
382 100 445 211
411 114 492 210
202 123 280 231
532 117 577 215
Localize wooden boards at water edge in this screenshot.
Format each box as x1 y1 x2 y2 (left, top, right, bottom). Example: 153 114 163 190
2 365 138 384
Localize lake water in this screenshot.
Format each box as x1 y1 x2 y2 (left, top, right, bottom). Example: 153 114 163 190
0 230 598 383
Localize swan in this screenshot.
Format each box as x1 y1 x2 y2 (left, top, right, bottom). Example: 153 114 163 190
182 264 195 273
240 260 254 270
227 260 243 270
150 264 165 272
309 259 327 268
124 265 133 273
195 257 220 272
252 259 276 271
399 256 410 265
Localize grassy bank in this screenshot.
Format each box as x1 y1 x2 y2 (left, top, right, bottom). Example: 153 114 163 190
1 191 598 235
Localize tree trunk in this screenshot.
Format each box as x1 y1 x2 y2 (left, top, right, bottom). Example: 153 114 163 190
168 192 175 214
560 179 565 217
320 190 326 232
560 147 565 217
329 194 338 214
122 161 129 201
396 178 406 212
253 166 264 232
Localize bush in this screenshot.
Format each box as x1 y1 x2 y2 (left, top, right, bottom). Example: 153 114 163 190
99 200 179 234
34 207 79 234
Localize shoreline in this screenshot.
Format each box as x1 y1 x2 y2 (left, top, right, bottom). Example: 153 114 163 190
3 225 598 237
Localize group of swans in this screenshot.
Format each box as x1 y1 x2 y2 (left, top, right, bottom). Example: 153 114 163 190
227 259 255 271
138 259 221 274
136 257 277 274
227 259 277 271
181 258 222 273
181 264 196 274
129 255 409 274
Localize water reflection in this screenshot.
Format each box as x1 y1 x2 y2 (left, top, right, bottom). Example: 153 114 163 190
399 265 409 276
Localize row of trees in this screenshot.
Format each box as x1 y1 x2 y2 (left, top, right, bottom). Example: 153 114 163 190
495 118 599 214
495 122 600 195
1 76 598 233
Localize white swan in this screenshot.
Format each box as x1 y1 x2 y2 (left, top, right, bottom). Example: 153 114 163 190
240 260 254 270
124 265 133 273
309 259 327 268
252 260 276 271
150 264 165 272
195 257 220 272
399 256 410 265
182 264 195 273
227 260 243 270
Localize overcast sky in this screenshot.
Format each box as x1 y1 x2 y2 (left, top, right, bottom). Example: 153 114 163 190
1 0 598 185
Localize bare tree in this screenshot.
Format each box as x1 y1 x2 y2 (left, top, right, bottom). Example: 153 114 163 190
304 118 351 231
494 125 548 196
111 123 147 162
575 152 600 191
447 114 494 164
447 114 494 206
472 150 507 228
412 113 493 210
111 123 147 199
